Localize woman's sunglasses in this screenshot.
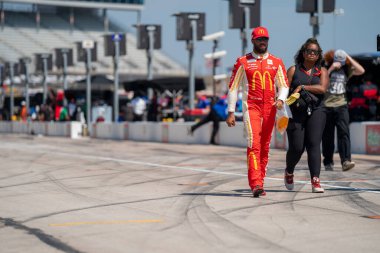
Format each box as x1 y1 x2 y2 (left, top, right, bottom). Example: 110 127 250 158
305 49 320 55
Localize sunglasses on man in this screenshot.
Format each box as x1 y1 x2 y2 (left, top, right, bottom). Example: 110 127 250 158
254 37 269 42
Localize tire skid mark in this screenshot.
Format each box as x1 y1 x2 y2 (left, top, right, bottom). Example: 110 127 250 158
0 217 85 253
219 191 371 216
159 171 211 232
123 172 207 188
342 182 380 215
0 171 34 181
137 170 213 253
43 172 103 203
185 179 235 248
184 177 296 252
0 171 126 189
22 195 181 223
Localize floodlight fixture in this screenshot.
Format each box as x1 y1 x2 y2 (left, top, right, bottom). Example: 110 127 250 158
202 31 225 41
204 50 227 59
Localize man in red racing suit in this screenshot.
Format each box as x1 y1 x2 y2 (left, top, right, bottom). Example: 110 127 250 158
226 27 289 197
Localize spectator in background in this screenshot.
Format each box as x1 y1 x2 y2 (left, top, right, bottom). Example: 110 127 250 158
322 49 365 171
96 107 106 123
55 100 69 121
38 104 53 121
188 96 227 145
131 92 146 121
118 105 127 122
20 101 27 121
196 93 211 110
58 106 70 121
68 98 77 121
147 94 160 121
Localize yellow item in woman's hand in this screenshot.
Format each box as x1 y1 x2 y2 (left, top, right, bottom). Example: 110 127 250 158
286 93 300 105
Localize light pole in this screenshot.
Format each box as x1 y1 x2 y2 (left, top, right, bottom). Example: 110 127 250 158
5 62 18 118
77 40 96 133
136 24 162 82
113 36 120 122
86 47 92 132
19 57 31 118
296 0 336 38
333 8 344 49
173 12 205 110
203 31 226 98
104 33 126 122
228 0 260 55
55 48 73 106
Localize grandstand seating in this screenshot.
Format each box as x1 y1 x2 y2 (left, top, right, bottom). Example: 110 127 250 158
0 10 187 81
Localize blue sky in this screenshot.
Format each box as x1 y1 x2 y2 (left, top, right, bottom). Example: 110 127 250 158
109 0 379 77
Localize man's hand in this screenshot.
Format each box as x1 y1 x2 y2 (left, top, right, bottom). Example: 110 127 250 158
273 99 284 110
226 112 236 127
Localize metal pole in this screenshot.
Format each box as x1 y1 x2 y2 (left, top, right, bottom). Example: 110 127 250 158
113 39 120 122
70 7 74 33
63 52 68 106
86 48 92 133
9 64 14 119
42 58 48 105
333 12 336 48
189 19 197 110
244 6 250 54
0 65 4 114
312 0 323 39
136 10 141 26
311 12 318 38
147 28 154 100
36 7 40 32
333 9 344 49
25 63 30 118
103 9 109 32
240 28 245 56
1 2 4 31
318 0 324 26
212 40 218 99
147 29 154 81
172 90 176 121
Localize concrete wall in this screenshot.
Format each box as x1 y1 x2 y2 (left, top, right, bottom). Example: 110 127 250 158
0 121 379 155
0 121 82 139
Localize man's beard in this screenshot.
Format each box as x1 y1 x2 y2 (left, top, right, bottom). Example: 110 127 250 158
254 44 267 54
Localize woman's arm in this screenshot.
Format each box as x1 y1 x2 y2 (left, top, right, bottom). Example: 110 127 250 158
287 66 295 93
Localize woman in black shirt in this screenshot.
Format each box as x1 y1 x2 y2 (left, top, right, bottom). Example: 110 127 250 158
284 38 329 193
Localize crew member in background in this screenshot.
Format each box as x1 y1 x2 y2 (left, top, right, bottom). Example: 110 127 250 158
188 95 227 145
226 26 289 197
322 49 365 171
131 92 146 121
20 101 27 121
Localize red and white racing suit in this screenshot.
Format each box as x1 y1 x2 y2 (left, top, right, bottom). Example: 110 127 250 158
228 52 289 189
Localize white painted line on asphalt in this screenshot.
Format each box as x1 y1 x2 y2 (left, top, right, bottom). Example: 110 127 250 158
1 143 379 194
57 152 247 177
54 152 380 195
49 219 163 227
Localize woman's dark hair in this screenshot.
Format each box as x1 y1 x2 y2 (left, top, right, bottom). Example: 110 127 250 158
294 38 323 66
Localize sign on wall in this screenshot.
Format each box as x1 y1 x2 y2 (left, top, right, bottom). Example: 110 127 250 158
366 125 380 154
